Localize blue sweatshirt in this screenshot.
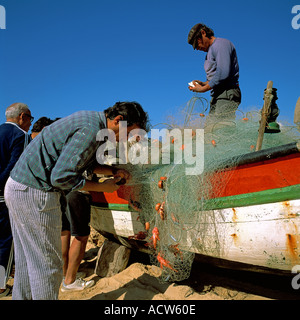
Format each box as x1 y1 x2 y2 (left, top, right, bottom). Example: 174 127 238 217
204 38 239 95
0 122 30 192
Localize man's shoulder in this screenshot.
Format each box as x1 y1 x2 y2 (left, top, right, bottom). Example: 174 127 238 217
64 110 105 128
210 38 236 56
46 110 105 138
62 110 102 122
70 110 99 116
0 122 25 138
214 37 234 47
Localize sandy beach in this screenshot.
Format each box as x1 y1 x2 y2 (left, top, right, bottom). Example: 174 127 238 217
1 227 299 301
59 230 266 301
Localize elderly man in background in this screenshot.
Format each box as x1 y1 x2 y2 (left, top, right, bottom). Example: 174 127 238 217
0 103 33 297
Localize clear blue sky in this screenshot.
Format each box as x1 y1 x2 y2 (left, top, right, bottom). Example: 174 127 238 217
0 0 299 129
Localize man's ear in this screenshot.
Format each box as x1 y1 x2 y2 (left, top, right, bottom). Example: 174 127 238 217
18 113 26 125
114 115 124 124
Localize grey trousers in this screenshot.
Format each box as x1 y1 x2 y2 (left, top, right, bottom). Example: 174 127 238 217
4 177 63 300
208 87 242 121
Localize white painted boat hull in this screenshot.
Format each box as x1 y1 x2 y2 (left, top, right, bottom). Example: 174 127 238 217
91 199 300 274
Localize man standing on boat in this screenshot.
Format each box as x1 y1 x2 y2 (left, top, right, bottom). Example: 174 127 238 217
187 23 241 125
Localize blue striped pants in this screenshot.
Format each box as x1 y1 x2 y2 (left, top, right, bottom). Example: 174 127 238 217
4 177 63 300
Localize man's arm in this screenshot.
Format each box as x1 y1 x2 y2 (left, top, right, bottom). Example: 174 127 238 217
93 164 131 180
189 80 212 93
208 40 233 88
50 127 100 191
80 177 122 193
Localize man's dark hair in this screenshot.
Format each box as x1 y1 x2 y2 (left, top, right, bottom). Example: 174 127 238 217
31 117 56 133
188 23 214 48
198 24 214 39
104 101 150 132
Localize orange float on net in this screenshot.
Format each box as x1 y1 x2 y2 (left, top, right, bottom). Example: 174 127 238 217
211 140 216 147
155 203 161 211
158 177 167 189
158 180 164 189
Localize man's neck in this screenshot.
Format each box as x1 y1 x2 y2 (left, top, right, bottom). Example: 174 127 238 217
209 36 216 46
6 118 19 125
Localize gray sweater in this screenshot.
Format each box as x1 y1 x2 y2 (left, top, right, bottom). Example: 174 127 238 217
204 37 240 95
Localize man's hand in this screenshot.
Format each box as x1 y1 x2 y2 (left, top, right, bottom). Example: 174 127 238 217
188 80 211 93
84 166 131 192
114 168 131 182
99 176 123 192
81 176 122 193
93 165 131 181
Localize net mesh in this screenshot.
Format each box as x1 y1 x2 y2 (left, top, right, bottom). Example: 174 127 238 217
114 95 300 282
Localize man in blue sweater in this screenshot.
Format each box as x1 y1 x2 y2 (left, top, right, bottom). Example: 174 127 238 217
0 103 32 297
188 23 241 124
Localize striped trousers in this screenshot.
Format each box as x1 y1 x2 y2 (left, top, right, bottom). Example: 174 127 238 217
4 177 63 300
0 201 13 289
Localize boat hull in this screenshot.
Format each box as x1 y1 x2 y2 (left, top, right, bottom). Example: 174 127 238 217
90 143 300 274
91 199 300 274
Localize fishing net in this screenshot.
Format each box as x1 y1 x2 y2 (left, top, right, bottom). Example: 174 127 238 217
106 94 300 282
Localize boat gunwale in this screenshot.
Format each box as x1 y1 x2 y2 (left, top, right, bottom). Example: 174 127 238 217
212 141 300 171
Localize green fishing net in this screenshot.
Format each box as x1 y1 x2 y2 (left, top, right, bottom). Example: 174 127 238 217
108 95 300 282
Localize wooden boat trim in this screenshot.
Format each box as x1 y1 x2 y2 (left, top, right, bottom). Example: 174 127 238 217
212 141 300 170
204 183 300 210
92 183 300 212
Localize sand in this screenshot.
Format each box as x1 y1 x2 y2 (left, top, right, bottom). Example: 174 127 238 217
1 228 299 301
57 233 252 301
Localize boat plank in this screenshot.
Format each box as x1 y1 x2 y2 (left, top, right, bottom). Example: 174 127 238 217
91 199 300 272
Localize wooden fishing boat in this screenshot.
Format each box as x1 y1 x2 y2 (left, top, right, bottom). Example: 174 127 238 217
90 89 300 276
90 140 300 275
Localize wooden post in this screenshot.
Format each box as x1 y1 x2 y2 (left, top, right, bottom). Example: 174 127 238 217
94 239 131 278
255 81 273 151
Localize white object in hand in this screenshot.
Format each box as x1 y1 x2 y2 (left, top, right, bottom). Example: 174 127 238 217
188 81 195 87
